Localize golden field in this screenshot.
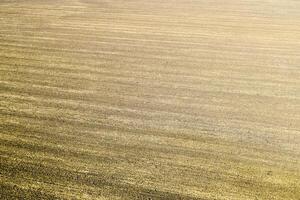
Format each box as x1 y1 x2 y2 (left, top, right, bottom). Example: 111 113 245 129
0 0 300 199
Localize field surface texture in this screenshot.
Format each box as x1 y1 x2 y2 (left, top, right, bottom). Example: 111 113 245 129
0 0 300 199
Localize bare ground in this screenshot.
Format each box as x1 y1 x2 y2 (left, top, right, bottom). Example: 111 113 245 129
0 0 300 199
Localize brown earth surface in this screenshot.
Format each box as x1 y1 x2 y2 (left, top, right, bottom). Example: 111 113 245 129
0 0 300 199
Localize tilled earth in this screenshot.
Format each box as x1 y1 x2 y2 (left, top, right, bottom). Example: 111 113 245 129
0 0 300 199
